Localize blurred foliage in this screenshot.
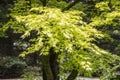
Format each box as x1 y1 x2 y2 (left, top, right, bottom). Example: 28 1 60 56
22 71 41 80
0 57 27 78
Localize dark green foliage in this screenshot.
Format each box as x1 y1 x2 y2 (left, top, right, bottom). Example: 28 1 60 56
0 57 27 78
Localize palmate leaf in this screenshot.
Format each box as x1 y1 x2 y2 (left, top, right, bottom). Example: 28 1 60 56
13 6 120 77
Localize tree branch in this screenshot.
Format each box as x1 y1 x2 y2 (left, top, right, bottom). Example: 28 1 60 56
40 0 49 6
62 0 80 12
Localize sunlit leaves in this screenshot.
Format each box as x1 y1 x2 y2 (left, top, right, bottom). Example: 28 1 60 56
95 2 110 11
15 7 107 75
7 0 120 78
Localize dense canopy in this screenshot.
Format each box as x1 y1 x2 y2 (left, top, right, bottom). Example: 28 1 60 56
0 0 120 80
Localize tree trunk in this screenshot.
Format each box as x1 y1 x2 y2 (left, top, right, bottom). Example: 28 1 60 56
40 0 48 6
66 70 78 80
42 55 54 80
50 48 59 80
